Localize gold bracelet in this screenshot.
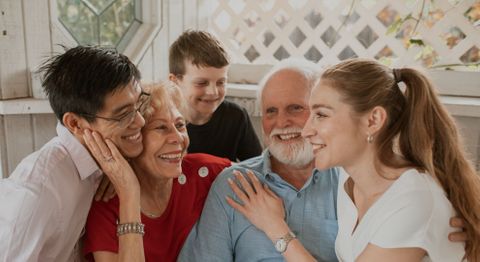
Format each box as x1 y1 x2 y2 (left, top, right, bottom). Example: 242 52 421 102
116 222 145 236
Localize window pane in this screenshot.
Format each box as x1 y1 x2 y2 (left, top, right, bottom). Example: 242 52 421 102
57 0 141 51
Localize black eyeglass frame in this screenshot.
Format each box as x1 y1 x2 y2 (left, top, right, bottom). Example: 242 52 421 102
77 91 151 126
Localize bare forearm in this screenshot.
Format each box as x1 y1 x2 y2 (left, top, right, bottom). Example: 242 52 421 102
118 194 144 262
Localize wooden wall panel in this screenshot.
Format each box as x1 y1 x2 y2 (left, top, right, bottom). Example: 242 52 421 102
0 115 6 178
153 0 171 81
4 115 34 174
168 0 184 45
0 0 28 99
32 114 57 150
183 0 198 29
22 0 52 96
455 116 480 170
138 46 154 83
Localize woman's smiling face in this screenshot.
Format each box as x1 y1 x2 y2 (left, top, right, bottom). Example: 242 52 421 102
133 103 190 179
302 80 368 170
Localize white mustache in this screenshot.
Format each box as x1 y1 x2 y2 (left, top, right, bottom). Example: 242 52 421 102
269 127 303 138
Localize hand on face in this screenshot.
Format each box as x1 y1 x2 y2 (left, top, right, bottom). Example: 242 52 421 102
83 130 140 201
226 170 289 239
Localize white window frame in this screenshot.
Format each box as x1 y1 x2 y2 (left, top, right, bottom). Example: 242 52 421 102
49 0 163 64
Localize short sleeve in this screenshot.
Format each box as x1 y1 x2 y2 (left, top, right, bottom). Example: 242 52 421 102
83 198 119 260
370 190 434 249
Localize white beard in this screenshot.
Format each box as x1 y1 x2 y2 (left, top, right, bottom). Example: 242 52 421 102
265 127 314 168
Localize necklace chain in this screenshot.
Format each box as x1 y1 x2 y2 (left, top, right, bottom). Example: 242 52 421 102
141 208 161 218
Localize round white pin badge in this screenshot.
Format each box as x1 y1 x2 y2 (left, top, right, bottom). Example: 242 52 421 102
198 166 209 177
178 174 187 185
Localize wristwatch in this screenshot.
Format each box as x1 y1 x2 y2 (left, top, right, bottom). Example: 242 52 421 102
274 231 296 253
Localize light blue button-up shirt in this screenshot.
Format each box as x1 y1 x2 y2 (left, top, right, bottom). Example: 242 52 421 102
179 150 339 262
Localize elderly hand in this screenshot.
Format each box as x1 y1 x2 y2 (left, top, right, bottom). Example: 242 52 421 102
226 170 290 240
83 130 140 201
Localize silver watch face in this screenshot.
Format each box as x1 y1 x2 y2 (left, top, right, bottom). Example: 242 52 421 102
275 239 287 253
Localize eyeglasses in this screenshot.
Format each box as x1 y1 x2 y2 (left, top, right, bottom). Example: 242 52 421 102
79 91 151 128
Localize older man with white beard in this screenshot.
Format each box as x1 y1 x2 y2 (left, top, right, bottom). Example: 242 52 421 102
178 59 340 262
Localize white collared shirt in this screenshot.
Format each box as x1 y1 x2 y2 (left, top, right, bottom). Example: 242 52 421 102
0 123 103 262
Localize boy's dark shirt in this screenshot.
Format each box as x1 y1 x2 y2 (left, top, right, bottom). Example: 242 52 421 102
187 100 262 161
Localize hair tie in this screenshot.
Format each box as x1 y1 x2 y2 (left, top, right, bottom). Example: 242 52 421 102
392 68 402 83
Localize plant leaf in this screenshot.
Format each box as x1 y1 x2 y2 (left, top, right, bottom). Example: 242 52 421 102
409 38 425 46
386 18 403 35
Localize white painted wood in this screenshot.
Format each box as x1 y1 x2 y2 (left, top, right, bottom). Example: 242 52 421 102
4 115 34 174
168 0 184 45
32 114 57 150
429 71 480 97
183 0 198 29
0 115 6 178
153 0 170 81
228 64 272 85
0 98 52 114
0 0 29 99
440 96 480 118
123 0 163 64
23 0 52 99
48 0 77 55
455 116 480 170
138 46 154 83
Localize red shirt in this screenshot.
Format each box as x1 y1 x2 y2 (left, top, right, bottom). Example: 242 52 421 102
83 153 231 261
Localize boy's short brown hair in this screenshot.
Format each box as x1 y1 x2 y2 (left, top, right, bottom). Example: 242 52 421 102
169 30 230 76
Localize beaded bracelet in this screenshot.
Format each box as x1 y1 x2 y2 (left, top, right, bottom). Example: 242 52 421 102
116 222 145 236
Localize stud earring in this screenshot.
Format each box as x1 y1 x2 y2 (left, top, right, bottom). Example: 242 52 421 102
367 134 374 144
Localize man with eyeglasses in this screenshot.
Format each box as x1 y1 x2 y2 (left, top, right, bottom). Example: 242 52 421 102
0 46 147 261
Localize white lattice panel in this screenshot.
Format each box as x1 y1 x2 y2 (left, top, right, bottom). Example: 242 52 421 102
204 0 480 70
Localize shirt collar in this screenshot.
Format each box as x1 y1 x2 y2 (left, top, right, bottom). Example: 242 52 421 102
261 149 273 176
57 122 102 180
262 149 317 186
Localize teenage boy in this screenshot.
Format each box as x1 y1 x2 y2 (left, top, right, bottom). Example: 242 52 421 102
169 30 262 162
0 46 147 261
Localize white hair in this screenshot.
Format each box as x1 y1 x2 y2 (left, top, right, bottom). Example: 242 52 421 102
256 58 322 111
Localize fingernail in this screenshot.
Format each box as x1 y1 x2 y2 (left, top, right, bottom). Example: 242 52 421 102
227 178 233 184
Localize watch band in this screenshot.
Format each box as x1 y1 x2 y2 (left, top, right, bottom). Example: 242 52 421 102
282 231 296 244
275 231 296 253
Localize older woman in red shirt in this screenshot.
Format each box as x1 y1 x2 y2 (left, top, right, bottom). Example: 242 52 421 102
82 82 231 261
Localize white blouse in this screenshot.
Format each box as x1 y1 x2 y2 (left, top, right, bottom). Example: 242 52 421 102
335 168 465 262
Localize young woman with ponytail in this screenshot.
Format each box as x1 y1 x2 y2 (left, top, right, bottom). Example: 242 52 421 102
226 58 479 261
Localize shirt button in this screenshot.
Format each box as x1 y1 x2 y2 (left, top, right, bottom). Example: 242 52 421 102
178 174 187 185
198 166 209 177
297 192 302 198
